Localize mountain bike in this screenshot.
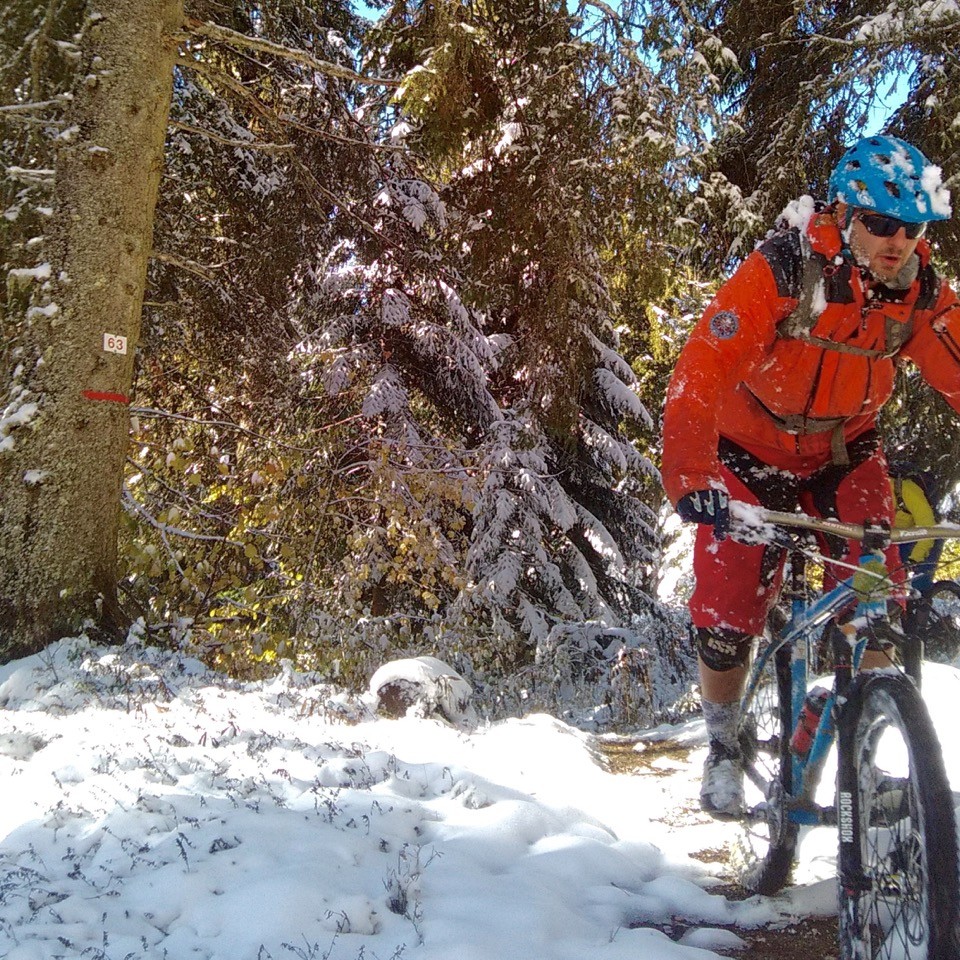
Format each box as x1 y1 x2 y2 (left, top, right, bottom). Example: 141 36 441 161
728 502 960 960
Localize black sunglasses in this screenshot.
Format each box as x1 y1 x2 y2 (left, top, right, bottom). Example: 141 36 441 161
856 212 927 240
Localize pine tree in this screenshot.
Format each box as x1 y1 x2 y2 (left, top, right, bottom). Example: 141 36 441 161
649 0 960 268
1 0 184 658
373 0 665 666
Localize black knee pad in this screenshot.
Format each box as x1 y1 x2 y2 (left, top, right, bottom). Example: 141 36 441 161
698 626 752 672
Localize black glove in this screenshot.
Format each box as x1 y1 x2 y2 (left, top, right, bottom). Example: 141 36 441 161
676 489 730 541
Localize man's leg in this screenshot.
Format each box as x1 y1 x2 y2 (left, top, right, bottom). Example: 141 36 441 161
689 450 797 817
700 657 749 704
697 626 753 818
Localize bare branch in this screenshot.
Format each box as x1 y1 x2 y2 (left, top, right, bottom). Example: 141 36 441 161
5 165 55 184
174 57 400 154
183 18 400 88
176 54 271 116
130 406 328 453
582 0 622 22
171 119 294 153
30 0 59 102
0 27 40 79
0 99 61 113
122 489 244 547
276 116 405 152
150 249 223 281
288 152 389 242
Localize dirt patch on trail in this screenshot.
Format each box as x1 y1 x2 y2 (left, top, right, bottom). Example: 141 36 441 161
597 736 840 959
639 910 839 959
726 911 838 959
594 734 695 776
705 882 840 959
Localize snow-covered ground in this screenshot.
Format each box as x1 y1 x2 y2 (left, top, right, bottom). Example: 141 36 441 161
2 636 960 960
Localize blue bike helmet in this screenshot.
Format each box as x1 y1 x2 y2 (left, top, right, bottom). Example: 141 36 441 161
828 135 952 223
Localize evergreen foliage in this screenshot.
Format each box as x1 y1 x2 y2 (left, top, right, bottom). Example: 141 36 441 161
654 0 960 269
1 0 88 381
116 0 674 690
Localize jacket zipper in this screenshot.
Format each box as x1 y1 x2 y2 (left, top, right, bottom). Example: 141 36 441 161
936 325 960 365
803 352 827 425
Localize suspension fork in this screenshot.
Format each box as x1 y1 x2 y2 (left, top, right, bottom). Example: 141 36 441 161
787 550 882 824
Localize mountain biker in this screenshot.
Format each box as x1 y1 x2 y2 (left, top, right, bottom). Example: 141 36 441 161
661 135 960 819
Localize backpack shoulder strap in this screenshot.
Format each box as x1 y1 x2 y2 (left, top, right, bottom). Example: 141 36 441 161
776 230 824 342
916 263 941 311
882 311 915 356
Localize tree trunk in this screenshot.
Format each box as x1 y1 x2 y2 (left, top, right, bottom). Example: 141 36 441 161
0 0 184 660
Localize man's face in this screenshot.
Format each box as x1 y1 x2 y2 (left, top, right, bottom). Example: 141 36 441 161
841 204 923 283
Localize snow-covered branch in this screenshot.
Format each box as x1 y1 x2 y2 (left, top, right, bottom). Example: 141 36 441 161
184 18 401 88
0 99 62 113
150 250 223 282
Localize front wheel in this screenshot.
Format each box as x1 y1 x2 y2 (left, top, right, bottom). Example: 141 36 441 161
836 674 959 960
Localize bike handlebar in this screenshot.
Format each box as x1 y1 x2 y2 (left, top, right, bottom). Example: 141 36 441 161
729 501 960 546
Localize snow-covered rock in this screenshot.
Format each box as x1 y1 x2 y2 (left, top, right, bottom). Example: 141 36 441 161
369 656 477 727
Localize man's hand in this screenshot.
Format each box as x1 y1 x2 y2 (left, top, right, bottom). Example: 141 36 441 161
677 489 730 540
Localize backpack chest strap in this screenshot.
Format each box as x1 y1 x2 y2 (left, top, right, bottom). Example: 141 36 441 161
745 388 852 465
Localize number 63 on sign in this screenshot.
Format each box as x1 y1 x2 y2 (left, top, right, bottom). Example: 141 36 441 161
103 333 128 355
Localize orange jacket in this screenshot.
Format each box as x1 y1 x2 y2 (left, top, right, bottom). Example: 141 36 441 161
662 211 960 506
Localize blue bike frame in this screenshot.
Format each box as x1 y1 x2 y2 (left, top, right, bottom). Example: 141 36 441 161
743 550 889 827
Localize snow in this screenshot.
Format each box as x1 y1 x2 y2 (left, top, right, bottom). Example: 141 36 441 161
593 368 650 425
7 263 51 282
381 288 412 327
5 635 958 959
362 365 408 417
25 302 59 320
368 656 477 727
0 398 40 453
921 164 952 219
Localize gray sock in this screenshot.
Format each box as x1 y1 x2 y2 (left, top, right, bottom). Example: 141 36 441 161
701 698 740 753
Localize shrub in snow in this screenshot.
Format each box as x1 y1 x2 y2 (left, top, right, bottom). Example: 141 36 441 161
489 608 698 732
534 623 661 726
369 656 477 728
536 622 622 686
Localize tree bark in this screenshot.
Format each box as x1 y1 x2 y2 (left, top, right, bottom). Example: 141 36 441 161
0 0 184 660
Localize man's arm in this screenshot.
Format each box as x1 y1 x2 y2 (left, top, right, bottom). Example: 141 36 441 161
899 478 937 564
661 250 786 505
901 279 960 412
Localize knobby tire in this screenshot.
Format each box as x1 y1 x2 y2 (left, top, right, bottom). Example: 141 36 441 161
836 673 959 960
